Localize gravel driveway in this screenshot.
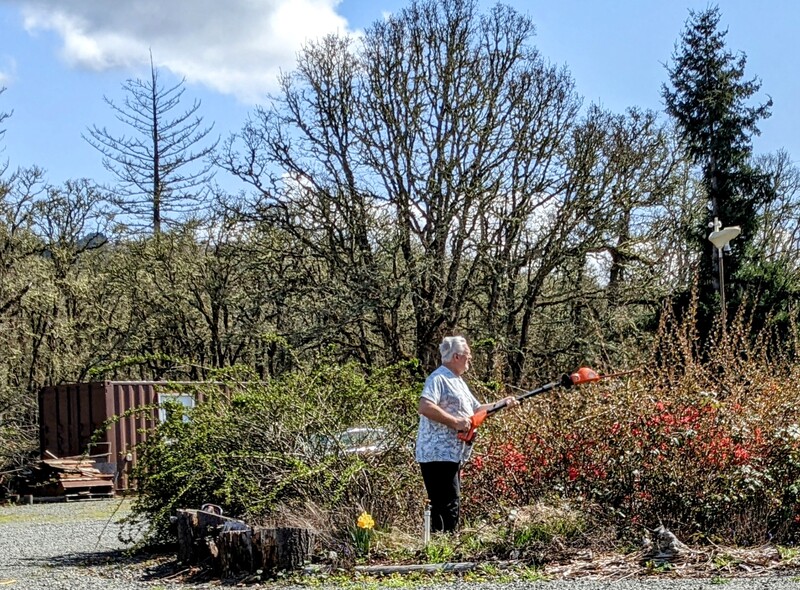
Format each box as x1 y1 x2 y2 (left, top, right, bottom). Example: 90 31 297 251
1 499 799 589
0 499 188 590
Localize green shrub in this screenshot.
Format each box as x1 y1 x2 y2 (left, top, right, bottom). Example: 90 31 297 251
124 361 423 544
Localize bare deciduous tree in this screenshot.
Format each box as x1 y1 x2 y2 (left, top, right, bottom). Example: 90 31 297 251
222 0 582 372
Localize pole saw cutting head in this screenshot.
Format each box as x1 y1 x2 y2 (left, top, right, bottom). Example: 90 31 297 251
569 366 641 385
570 366 600 384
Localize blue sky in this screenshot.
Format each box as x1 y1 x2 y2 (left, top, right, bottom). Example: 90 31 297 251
0 0 797 192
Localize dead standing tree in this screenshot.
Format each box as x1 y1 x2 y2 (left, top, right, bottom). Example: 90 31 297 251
84 56 218 235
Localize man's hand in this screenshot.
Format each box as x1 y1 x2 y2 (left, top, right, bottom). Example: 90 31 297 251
419 397 473 432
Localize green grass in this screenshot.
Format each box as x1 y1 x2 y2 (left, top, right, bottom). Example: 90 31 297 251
644 560 674 574
286 562 547 588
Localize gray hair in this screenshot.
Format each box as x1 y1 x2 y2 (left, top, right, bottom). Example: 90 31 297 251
440 336 468 363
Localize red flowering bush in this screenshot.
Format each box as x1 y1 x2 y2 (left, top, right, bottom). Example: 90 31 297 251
462 305 800 545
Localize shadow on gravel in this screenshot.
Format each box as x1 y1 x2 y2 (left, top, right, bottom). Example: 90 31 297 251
25 549 218 585
24 548 147 568
20 549 207 582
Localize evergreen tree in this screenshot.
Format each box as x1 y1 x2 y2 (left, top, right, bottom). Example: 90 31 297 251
662 6 772 326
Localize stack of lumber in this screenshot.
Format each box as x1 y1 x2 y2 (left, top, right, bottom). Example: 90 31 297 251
24 451 114 499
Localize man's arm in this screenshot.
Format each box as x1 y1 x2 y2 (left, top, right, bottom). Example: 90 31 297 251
418 397 471 432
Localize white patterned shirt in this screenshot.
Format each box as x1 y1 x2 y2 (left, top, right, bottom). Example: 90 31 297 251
415 365 481 463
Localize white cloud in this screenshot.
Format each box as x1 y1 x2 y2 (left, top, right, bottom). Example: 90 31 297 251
14 0 352 103
0 56 17 86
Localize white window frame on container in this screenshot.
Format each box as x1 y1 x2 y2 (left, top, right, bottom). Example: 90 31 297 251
158 392 196 423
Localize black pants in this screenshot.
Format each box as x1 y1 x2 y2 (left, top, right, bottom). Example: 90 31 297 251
419 461 460 533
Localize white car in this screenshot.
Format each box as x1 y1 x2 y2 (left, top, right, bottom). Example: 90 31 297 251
305 427 395 458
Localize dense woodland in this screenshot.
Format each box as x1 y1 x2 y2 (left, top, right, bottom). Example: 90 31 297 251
1 0 799 514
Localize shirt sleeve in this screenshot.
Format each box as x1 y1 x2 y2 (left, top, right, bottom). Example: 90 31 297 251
420 373 441 404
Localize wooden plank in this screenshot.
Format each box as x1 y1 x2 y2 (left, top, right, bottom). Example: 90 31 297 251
64 492 114 502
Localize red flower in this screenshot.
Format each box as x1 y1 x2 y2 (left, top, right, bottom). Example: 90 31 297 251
568 466 580 481
733 446 750 463
680 406 700 424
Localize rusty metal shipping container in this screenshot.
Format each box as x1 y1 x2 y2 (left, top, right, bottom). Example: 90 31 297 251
38 381 208 491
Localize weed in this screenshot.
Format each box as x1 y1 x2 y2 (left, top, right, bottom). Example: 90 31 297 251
712 553 738 569
479 564 499 576
423 536 456 563
375 573 420 588
645 560 674 574
502 501 587 551
518 566 548 582
778 545 800 563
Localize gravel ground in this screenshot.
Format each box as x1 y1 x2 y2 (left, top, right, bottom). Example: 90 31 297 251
0 498 188 590
1 499 800 589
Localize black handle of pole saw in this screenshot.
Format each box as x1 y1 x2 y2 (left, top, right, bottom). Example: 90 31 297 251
510 373 575 407
457 373 574 444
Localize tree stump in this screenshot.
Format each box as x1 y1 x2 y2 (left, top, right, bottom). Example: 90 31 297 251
175 508 249 566
175 509 314 575
253 526 314 572
176 510 199 565
219 529 254 576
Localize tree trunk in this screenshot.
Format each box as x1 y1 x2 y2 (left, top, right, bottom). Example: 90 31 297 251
175 508 248 566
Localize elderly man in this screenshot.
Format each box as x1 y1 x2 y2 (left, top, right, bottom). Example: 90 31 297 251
415 335 518 533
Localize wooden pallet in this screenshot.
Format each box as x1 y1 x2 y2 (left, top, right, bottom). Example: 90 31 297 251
64 491 115 502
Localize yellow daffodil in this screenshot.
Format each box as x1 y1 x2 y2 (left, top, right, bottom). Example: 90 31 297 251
357 511 375 530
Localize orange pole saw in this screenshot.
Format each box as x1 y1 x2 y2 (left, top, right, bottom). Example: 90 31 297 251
457 367 637 444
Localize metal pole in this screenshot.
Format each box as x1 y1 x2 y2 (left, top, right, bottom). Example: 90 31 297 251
423 501 431 546
718 246 726 327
